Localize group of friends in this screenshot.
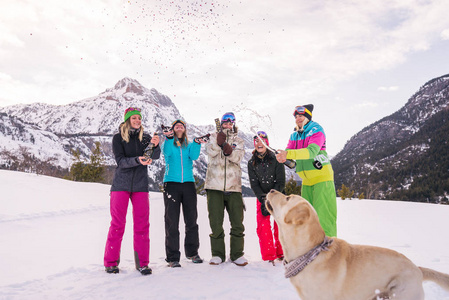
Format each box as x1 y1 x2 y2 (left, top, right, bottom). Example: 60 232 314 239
103 105 337 275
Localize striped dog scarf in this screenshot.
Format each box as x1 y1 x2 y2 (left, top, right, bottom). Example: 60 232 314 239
284 236 334 278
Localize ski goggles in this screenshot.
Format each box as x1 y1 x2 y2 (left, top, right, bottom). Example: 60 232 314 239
125 107 141 113
221 112 236 124
293 106 311 117
253 131 268 141
171 119 186 128
124 107 142 121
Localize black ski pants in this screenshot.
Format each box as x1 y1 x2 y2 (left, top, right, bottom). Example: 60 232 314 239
163 182 200 262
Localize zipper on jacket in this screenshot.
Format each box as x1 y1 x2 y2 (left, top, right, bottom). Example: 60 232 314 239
223 130 228 191
180 146 184 183
297 130 308 180
131 168 136 192
131 136 139 192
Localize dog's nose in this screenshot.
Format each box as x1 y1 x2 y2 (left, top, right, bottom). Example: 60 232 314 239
269 189 276 193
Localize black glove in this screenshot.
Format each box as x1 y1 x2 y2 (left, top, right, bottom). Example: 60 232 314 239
259 195 270 216
217 132 226 146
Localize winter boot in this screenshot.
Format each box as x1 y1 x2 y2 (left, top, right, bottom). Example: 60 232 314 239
232 256 248 267
137 266 152 275
168 261 181 268
187 255 204 264
209 256 223 265
105 266 119 274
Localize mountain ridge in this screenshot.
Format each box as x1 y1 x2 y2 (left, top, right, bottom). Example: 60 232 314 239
0 78 279 196
332 74 449 202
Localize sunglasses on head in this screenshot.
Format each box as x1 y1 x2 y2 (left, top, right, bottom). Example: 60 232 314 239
126 107 141 113
171 119 186 127
253 131 268 140
221 113 236 123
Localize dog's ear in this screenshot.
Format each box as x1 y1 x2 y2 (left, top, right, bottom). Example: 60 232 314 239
284 202 310 225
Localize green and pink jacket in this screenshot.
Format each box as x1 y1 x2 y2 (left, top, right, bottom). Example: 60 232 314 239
286 121 334 186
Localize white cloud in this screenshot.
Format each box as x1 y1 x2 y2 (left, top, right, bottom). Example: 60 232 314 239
378 86 399 91
353 102 379 109
2 0 449 101
0 72 12 81
2 0 449 155
441 28 449 40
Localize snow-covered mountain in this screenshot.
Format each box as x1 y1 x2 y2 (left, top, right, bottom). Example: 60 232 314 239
1 77 181 135
332 74 449 201
0 78 278 195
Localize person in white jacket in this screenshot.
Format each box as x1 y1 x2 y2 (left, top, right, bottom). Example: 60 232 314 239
204 112 247 266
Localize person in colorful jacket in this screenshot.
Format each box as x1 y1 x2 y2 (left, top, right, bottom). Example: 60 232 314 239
204 112 247 266
161 119 206 268
104 107 161 275
276 104 337 237
248 131 285 264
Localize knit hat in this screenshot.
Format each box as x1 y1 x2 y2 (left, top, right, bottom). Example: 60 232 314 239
124 107 142 122
171 119 186 130
293 104 313 120
221 112 236 125
253 131 269 147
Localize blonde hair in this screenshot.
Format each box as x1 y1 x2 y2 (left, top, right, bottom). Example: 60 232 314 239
295 118 309 132
120 120 144 143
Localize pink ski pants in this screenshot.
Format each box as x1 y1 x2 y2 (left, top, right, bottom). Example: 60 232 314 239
256 200 283 261
104 191 150 268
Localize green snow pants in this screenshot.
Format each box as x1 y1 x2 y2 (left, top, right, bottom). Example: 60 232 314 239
301 181 337 237
206 189 245 262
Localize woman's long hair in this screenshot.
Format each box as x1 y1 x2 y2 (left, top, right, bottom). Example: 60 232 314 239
251 148 269 166
174 130 189 148
120 119 144 143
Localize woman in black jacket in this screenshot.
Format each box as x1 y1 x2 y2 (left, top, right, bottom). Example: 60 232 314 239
248 131 285 264
104 107 160 275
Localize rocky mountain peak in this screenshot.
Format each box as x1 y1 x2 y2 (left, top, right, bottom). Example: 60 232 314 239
113 77 144 91
233 104 273 134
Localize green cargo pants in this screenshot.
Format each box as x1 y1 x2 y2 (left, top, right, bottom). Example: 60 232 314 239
301 181 337 237
206 189 245 262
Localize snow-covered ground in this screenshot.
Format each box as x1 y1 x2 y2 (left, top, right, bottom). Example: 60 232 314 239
1 170 449 299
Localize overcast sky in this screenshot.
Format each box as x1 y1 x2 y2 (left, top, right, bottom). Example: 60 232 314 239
1 0 449 156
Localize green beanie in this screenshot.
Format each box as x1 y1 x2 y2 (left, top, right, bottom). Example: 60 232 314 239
124 107 142 122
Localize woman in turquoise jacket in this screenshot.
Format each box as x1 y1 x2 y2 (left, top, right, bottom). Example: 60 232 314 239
161 119 206 267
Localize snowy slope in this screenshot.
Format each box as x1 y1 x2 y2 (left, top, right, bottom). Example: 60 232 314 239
1 170 449 299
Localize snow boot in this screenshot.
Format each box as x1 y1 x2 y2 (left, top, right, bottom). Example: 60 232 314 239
209 256 223 265
138 266 152 275
187 255 204 264
168 261 181 268
232 256 248 267
105 266 119 274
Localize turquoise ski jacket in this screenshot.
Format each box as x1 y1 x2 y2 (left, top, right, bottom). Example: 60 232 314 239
162 138 201 183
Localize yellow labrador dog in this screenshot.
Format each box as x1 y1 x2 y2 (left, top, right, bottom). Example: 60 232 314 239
266 190 449 300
